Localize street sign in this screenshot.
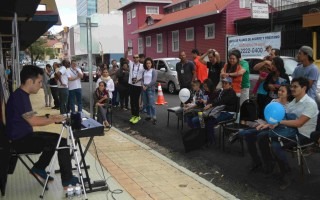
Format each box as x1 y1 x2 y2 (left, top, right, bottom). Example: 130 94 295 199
251 3 269 19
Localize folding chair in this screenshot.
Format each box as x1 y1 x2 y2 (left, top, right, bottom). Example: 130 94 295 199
220 99 258 155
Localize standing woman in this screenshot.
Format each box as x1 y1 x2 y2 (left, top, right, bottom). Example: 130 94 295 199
116 62 130 110
220 51 245 96
43 64 53 107
95 68 115 102
49 62 60 109
142 57 158 124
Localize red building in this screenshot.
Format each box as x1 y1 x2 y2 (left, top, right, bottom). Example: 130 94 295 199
120 0 252 60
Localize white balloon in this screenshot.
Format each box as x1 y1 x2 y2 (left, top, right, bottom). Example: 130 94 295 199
179 88 191 103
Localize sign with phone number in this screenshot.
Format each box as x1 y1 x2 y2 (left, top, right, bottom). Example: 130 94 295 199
228 32 281 57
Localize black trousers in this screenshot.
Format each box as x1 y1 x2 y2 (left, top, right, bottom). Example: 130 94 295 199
119 88 129 109
129 85 142 116
50 87 60 107
12 132 72 182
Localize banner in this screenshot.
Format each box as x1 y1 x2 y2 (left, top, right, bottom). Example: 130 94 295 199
228 32 281 58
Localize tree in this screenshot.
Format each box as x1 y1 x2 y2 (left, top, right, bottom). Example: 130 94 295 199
26 38 57 64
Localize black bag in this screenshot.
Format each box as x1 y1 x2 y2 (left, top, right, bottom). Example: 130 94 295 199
49 77 57 85
181 128 207 153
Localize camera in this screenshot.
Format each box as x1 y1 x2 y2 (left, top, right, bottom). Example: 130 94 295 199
132 78 137 84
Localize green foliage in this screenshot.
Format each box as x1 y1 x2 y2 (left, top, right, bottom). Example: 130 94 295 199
27 37 57 64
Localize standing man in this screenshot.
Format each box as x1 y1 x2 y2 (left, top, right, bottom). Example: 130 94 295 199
232 49 250 105
139 54 145 64
5 65 78 188
68 60 83 113
199 49 224 89
191 49 208 83
125 49 145 124
55 59 70 114
292 46 319 100
176 51 196 90
109 60 119 107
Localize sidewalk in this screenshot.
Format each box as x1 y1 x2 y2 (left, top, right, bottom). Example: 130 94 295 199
32 90 238 200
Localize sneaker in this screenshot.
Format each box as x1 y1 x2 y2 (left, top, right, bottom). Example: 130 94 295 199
31 167 54 182
132 116 141 124
62 176 79 189
129 116 136 123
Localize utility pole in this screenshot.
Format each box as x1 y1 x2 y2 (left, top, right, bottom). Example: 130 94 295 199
80 17 98 118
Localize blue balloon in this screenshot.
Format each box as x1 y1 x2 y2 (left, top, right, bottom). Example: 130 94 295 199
264 102 285 124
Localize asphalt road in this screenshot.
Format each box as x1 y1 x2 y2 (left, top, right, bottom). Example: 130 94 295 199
81 81 320 200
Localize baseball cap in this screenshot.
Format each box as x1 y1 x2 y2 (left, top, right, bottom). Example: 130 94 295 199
299 46 314 61
221 77 232 83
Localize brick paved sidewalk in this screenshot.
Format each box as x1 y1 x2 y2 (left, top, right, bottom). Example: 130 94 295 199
31 90 238 200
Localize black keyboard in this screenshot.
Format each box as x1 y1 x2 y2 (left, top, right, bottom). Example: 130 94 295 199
73 117 104 138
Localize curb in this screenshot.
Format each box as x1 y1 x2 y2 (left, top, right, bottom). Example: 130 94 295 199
82 109 239 200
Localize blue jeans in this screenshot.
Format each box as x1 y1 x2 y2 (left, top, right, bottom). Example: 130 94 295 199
192 112 233 144
69 88 82 113
112 89 119 106
142 88 156 119
58 88 69 114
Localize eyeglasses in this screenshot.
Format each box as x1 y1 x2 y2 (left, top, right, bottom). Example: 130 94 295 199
133 57 139 59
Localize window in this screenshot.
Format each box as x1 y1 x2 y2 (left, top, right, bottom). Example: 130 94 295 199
127 11 131 24
205 23 215 39
156 34 163 53
138 38 143 54
131 9 136 18
185 27 194 41
146 36 151 47
147 17 154 25
157 60 166 71
146 6 159 14
239 0 252 8
172 30 179 52
128 40 132 55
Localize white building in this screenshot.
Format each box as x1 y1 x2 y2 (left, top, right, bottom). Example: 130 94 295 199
70 12 124 65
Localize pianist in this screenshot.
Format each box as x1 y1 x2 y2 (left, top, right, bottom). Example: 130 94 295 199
5 65 78 188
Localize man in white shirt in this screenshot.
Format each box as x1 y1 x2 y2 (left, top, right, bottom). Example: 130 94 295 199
55 60 70 114
125 49 145 124
68 60 83 113
258 77 318 189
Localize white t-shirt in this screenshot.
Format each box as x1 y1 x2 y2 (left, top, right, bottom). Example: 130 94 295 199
128 60 144 86
143 69 153 85
68 68 82 90
286 94 319 138
57 66 68 88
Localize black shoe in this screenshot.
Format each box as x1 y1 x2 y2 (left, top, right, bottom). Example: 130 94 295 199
145 117 151 121
228 132 239 144
152 119 157 125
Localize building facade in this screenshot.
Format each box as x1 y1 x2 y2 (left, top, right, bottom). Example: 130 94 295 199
120 0 252 60
77 0 98 17
97 0 122 14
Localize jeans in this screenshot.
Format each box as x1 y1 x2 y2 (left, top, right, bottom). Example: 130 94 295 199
142 88 156 119
129 85 142 116
191 112 233 144
12 132 73 182
58 88 69 114
50 87 60 107
69 88 82 112
112 89 119 106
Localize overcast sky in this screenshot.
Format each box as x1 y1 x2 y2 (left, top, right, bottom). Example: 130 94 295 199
49 0 77 33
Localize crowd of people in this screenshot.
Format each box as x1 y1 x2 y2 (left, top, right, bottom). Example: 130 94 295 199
181 45 320 190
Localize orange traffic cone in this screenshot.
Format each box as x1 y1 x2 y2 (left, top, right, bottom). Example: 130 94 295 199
156 83 167 105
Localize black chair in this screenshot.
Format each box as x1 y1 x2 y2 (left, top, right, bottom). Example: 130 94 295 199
0 123 46 196
221 99 258 155
167 106 184 130
217 97 240 148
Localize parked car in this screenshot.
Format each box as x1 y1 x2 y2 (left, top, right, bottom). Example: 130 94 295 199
82 65 97 82
243 56 299 94
153 58 180 94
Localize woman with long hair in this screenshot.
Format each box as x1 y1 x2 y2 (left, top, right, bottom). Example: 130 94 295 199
263 57 290 101
95 68 115 102
220 51 245 96
94 81 111 128
141 57 158 124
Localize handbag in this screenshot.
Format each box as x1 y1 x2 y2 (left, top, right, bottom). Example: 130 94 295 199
202 105 226 118
181 128 207 153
